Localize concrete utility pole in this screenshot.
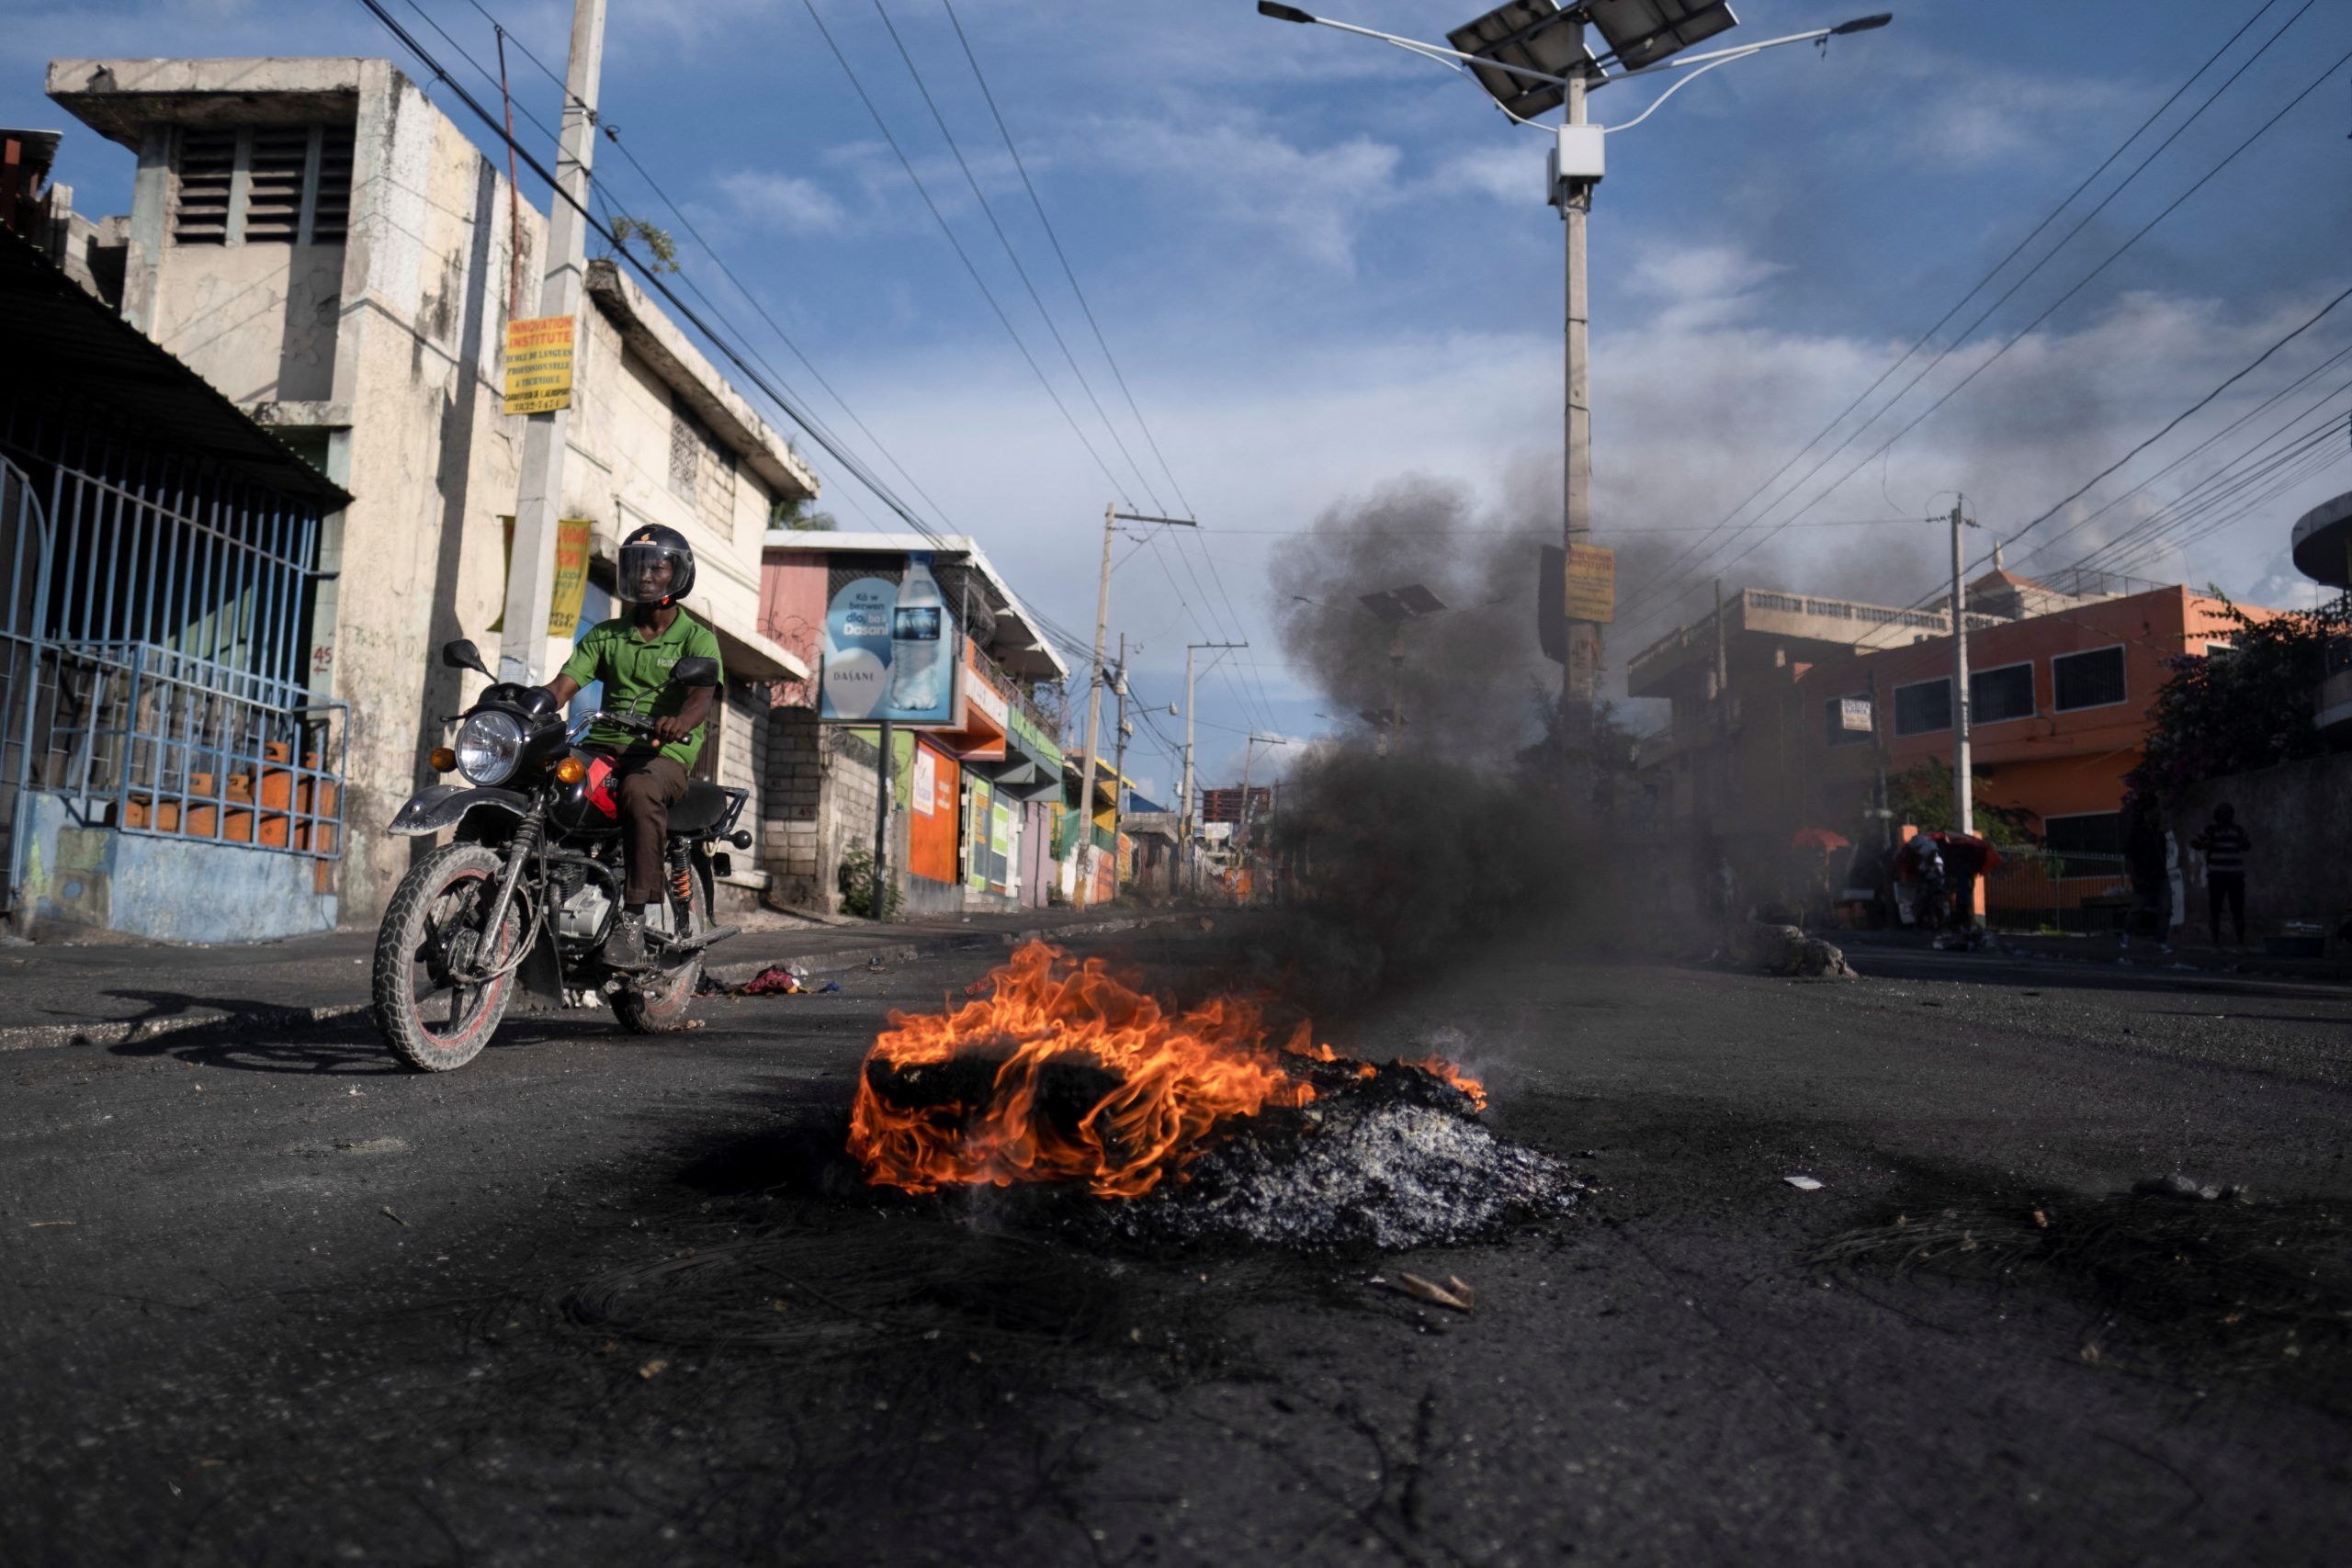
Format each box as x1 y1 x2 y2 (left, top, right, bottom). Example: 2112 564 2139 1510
1109 634 1130 902
1181 641 1242 901
1072 506 1196 910
498 0 606 683
1559 29 1599 754
1950 496 1975 838
873 719 895 920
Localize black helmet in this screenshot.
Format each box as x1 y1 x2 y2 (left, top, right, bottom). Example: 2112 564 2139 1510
618 523 695 607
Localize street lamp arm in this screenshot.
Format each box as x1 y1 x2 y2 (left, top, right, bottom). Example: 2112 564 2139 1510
1597 19 1894 89
1599 52 1738 134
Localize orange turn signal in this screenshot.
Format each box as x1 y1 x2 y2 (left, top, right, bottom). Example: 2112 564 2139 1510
554 756 587 785
428 747 457 773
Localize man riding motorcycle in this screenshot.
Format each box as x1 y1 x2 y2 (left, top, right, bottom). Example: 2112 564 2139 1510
538 524 723 968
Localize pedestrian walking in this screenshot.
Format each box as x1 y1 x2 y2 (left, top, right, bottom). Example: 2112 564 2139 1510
2191 802 2252 947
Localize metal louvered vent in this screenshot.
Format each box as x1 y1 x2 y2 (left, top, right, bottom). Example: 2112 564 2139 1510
170 124 356 246
171 130 236 244
243 127 310 243
310 127 354 243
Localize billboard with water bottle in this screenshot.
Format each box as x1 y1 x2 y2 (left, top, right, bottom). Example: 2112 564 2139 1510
818 550 965 727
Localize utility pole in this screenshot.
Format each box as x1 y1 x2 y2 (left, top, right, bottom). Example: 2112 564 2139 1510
1181 641 1242 902
873 719 895 921
1072 506 1196 909
1557 27 1599 756
498 0 605 684
1109 634 1130 903
1950 496 1976 838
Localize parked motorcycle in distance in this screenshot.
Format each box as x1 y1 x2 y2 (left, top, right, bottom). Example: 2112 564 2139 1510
370 638 752 1071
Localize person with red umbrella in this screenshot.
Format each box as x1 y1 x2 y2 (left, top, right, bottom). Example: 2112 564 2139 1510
1928 830 2002 931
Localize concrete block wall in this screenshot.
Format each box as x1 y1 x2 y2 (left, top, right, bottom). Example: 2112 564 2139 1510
762 708 881 913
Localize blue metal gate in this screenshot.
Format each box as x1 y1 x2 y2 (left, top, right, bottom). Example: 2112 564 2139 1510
0 422 346 922
1 455 55 916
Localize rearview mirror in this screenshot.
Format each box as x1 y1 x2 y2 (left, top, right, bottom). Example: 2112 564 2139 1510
442 638 492 677
670 656 720 689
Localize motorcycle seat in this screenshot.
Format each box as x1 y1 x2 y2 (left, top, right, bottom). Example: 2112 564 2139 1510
670 782 733 836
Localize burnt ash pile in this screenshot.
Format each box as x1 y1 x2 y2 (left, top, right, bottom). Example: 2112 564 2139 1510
1103 1059 1584 1252
860 1051 1583 1254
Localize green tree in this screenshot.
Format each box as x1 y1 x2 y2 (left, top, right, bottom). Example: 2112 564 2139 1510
2130 596 2347 804
769 496 838 532
1886 757 2037 848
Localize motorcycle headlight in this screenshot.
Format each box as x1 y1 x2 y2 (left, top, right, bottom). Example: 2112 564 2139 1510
455 710 526 786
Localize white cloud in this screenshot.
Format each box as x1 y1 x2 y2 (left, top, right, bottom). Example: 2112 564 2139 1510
712 168 846 233
1084 117 1406 271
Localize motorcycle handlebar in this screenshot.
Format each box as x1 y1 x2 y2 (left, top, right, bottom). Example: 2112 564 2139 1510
568 708 661 742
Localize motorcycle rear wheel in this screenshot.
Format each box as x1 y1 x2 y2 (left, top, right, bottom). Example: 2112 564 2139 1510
614 859 708 1034
373 842 523 1071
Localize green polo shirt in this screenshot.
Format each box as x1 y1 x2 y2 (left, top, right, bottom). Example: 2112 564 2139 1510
560 611 723 770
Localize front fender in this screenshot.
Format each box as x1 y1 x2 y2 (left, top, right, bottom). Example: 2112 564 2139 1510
387 784 532 838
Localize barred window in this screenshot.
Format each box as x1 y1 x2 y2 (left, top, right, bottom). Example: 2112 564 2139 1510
2052 645 2127 711
172 124 354 246
1894 677 1951 737
1970 661 2035 723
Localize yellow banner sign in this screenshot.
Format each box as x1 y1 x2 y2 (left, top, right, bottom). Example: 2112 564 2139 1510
1564 543 1615 625
503 315 574 415
489 515 595 637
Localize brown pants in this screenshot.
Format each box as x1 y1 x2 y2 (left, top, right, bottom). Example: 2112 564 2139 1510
607 752 688 906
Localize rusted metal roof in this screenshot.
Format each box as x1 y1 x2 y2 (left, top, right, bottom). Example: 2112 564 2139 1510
0 223 352 509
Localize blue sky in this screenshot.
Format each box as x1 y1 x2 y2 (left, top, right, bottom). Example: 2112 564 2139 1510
7 1 2350 796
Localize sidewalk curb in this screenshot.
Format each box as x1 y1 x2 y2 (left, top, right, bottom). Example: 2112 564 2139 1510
0 911 1204 1055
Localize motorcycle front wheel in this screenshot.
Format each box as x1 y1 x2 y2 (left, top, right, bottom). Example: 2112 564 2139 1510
372 841 524 1071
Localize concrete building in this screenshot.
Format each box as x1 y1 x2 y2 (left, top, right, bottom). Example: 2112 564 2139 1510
759 533 1069 916
1623 565 2257 908
45 56 813 920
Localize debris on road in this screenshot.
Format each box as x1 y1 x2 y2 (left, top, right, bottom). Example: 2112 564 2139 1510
2133 1172 2245 1202
27 1219 75 1228
1391 1272 1477 1313
1784 1175 1825 1191
707 964 808 998
1735 922 1860 980
380 1206 409 1227
637 1359 669 1380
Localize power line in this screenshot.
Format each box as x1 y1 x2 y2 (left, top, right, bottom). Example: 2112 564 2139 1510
870 0 1165 513
1618 0 2315 619
351 0 961 558
1659 26 2352 618
936 0 1196 519
793 0 1139 510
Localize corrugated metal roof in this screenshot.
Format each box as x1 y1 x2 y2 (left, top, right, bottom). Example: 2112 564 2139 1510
0 224 352 510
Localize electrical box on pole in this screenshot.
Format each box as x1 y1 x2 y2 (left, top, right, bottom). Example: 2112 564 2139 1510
1547 122 1606 202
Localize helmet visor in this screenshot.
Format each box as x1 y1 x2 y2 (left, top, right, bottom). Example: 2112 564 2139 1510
619 541 688 603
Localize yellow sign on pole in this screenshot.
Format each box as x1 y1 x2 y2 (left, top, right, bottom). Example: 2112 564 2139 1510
503 315 575 415
489 515 594 636
1563 543 1615 624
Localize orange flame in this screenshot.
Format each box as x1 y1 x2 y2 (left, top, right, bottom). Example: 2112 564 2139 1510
850 942 1320 1198
1401 1055 1487 1111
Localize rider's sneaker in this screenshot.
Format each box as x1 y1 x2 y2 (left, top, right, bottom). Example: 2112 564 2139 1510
603 910 651 970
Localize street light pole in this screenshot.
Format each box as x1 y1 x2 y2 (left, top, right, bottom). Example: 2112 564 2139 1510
1256 2 1893 758
1560 36 1597 753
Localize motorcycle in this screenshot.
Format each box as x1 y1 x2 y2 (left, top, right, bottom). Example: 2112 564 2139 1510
370 637 752 1071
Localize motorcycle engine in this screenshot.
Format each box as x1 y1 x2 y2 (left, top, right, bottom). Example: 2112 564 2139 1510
556 877 613 944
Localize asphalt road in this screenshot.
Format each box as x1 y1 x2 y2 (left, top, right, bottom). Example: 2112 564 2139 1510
4 925 2348 1566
